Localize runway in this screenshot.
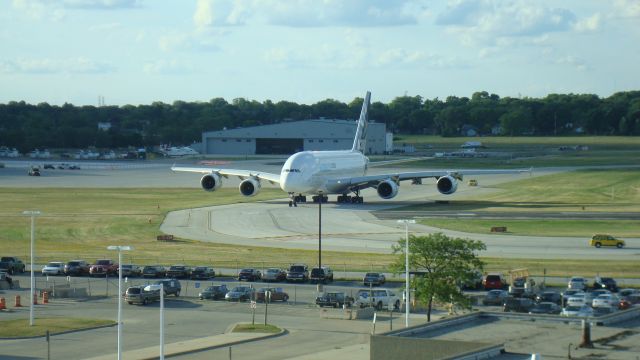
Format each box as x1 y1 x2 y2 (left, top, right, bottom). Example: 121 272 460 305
2 158 638 260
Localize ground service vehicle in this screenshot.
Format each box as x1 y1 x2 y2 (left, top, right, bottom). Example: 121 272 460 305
590 234 625 248
125 285 160 305
199 285 228 300
316 291 354 308
0 257 26 274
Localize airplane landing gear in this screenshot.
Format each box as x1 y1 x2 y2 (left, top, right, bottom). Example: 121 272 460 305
337 191 363 204
288 194 306 207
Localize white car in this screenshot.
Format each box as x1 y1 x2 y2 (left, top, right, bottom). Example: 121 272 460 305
41 262 65 276
592 294 620 308
568 276 589 291
566 293 588 307
561 305 594 317
356 288 400 311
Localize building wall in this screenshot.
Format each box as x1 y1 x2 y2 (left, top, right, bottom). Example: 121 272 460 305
202 119 387 155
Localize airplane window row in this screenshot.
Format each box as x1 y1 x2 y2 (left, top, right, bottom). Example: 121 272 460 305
283 169 301 173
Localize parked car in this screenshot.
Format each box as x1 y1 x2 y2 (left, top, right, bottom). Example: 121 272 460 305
310 267 333 284
225 286 254 302
592 294 620 308
356 288 400 310
483 273 506 290
0 256 26 274
316 291 354 308
256 287 289 302
154 279 181 296
593 306 618 316
41 262 65 276
566 293 590 307
166 265 191 279
142 265 165 278
119 264 142 277
482 290 509 306
618 299 632 310
568 276 589 291
528 302 561 315
561 289 582 303
64 260 89 276
590 234 625 248
363 272 386 286
561 305 594 317
591 289 612 298
199 284 228 300
28 166 41 176
238 268 262 282
262 268 287 282
125 285 160 305
286 264 309 283
190 266 215 280
592 277 618 292
619 288 638 300
535 291 562 305
502 297 534 313
43 164 55 169
89 259 117 277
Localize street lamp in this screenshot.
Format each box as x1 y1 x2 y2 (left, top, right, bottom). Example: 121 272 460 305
107 245 132 360
397 219 415 328
22 210 40 327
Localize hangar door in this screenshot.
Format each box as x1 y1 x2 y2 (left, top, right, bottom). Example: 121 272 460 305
256 138 303 154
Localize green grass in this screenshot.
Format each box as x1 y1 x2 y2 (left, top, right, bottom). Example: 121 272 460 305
482 257 640 279
0 318 115 338
232 323 281 333
418 219 640 237
396 135 640 147
0 187 395 269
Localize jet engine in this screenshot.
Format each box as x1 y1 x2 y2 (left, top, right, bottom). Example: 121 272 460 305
377 179 399 199
200 173 222 192
436 175 458 195
239 178 261 197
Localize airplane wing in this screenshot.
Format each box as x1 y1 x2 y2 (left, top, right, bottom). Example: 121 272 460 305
328 168 532 190
171 166 281 184
368 156 433 167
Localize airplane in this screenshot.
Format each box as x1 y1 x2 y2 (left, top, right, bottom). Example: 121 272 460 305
172 91 530 207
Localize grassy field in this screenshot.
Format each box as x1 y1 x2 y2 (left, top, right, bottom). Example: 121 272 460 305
0 318 115 338
396 135 640 148
418 219 640 237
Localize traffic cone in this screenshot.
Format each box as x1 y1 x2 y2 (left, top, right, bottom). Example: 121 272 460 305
42 291 49 304
0 297 6 310
14 295 22 307
33 293 38 305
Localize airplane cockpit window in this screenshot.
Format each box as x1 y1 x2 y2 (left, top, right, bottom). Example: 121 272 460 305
283 169 301 173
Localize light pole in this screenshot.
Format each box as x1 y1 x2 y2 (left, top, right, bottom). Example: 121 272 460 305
23 210 40 327
107 245 132 360
397 219 415 328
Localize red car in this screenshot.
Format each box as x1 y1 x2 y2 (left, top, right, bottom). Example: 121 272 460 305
256 287 289 302
89 259 118 277
483 273 506 290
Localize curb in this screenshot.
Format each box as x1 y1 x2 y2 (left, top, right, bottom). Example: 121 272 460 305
139 326 288 359
0 322 117 340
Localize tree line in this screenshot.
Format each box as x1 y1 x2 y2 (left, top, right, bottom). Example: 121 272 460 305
1 90 639 152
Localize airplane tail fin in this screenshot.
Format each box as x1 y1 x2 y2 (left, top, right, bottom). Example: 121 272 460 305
351 91 371 153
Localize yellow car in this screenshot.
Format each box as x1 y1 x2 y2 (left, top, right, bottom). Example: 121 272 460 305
590 234 625 248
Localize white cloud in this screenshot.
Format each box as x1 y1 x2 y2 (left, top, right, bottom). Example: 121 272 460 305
143 60 193 74
0 57 115 74
574 13 601 32
193 0 248 29
613 0 640 18
158 31 221 53
88 22 122 31
555 55 588 71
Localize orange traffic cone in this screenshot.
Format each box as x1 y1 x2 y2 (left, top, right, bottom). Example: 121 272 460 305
14 295 22 307
42 291 49 304
0 297 6 310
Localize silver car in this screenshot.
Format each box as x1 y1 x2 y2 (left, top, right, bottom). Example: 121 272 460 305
41 262 65 276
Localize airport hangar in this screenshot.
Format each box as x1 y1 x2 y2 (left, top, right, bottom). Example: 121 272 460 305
201 118 391 155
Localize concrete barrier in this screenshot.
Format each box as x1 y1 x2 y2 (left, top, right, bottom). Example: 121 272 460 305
319 306 375 320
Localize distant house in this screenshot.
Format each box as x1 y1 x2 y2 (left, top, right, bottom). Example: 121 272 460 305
460 125 478 137
98 122 112 131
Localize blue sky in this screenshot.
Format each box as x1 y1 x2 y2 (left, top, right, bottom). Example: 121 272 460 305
1 0 639 106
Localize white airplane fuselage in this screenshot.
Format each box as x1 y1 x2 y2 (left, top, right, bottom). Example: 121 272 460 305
279 150 368 195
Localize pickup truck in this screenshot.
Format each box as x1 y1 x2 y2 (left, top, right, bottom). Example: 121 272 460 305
89 259 118 277
125 285 160 305
0 257 26 274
